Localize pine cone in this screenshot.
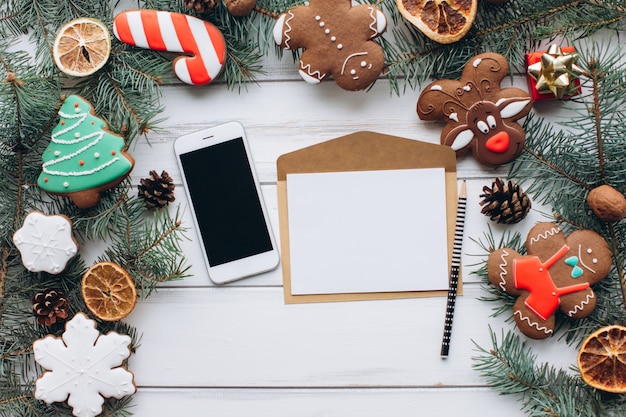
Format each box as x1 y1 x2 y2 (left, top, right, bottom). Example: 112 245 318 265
138 170 176 209
184 0 220 13
32 289 70 326
479 178 531 224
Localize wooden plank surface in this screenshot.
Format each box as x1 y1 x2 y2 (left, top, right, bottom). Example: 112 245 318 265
119 37 572 416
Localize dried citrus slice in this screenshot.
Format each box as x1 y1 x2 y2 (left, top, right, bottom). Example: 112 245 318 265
396 0 477 44
82 262 137 321
578 325 626 393
53 17 111 77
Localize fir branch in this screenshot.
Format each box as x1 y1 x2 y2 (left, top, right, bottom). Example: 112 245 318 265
384 0 626 92
473 328 607 416
97 197 190 295
510 42 626 319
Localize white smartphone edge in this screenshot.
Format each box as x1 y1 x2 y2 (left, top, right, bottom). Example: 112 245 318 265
174 121 280 284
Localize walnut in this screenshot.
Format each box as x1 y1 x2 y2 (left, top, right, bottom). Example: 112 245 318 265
587 184 626 222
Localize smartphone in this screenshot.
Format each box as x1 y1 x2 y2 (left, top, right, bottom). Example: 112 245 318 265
174 122 279 284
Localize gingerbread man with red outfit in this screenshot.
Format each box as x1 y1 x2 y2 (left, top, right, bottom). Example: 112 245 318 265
487 222 611 339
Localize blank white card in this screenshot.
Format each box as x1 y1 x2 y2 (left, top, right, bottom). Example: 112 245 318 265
286 168 449 295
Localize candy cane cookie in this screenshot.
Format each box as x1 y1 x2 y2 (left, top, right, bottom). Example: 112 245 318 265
113 10 227 86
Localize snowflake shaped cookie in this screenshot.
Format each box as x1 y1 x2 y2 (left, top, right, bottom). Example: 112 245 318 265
13 211 78 274
33 313 136 417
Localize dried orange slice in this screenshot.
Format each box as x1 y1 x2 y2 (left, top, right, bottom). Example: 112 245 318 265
396 0 477 44
53 17 111 77
577 325 626 393
82 262 137 322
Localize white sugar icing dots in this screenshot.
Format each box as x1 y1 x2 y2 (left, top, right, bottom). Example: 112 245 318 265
12 211 78 274
33 313 136 417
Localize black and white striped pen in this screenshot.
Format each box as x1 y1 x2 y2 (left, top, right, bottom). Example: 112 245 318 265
441 180 467 358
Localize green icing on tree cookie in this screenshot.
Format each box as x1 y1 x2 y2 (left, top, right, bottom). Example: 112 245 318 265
37 95 133 194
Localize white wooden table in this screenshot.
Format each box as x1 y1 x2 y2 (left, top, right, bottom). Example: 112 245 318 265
120 50 579 416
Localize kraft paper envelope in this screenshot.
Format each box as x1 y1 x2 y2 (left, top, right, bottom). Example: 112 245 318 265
276 131 460 304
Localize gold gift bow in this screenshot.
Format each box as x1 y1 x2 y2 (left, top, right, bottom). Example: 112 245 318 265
528 44 585 99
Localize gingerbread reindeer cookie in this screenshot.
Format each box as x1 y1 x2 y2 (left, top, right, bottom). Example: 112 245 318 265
487 222 611 339
273 0 387 91
417 52 533 167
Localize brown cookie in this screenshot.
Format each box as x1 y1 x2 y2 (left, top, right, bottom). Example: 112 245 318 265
273 0 387 91
417 52 533 167
487 222 611 339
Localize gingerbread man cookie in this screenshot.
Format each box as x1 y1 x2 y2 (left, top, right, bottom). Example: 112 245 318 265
273 0 387 91
417 53 533 167
487 222 612 339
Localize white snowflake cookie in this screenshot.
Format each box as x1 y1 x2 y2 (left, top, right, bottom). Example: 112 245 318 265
13 211 78 274
33 312 137 417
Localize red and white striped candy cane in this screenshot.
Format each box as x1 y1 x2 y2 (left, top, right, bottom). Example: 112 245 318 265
113 10 227 86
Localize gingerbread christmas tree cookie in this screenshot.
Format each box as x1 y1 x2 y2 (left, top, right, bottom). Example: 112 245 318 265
37 95 135 209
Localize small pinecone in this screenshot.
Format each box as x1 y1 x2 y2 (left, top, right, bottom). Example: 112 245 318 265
138 170 176 209
184 0 220 13
479 178 531 224
32 289 70 326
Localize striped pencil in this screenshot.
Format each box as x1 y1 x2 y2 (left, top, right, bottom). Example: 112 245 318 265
441 180 467 358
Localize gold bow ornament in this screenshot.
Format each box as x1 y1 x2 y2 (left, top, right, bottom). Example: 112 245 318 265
527 45 584 100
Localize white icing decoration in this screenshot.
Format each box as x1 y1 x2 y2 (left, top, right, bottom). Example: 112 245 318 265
587 248 592 253
330 36 336 42
299 61 324 84
473 58 482 67
449 129 474 151
463 85 471 91
315 15 321 20
430 85 443 91
325 29 330 34
449 112 459 122
33 313 136 417
567 292 594 317
12 211 78 274
63 181 69 188
497 250 510 291
350 69 356 75
341 52 368 76
593 258 598 264
367 7 387 37
273 12 294 49
94 152 100 159
41 109 122 178
498 99 532 119
74 132 80 138
578 244 597 273
361 61 367 67
529 226 560 245
337 44 343 50
54 151 61 156
514 310 553 335
319 22 325 27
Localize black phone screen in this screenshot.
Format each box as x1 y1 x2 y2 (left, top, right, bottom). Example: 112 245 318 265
179 137 273 266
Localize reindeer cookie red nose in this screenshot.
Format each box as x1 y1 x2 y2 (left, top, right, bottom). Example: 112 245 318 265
485 131 510 153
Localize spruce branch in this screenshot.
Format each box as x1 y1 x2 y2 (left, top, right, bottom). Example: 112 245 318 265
473 328 606 417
